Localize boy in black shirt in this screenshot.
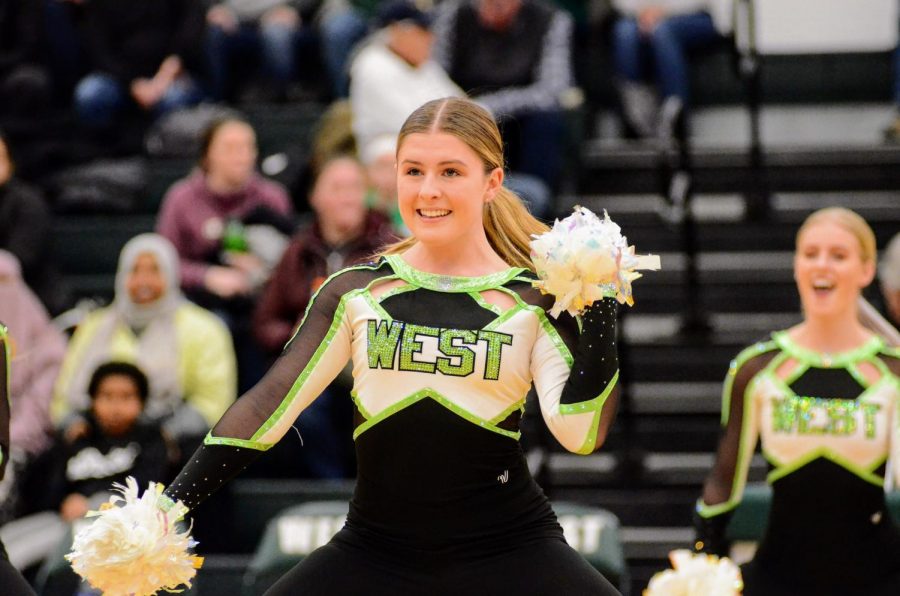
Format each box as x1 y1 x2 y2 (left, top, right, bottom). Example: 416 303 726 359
46 362 172 520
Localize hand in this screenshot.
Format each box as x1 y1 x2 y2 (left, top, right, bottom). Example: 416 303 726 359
207 4 239 32
64 419 90 444
130 78 164 109
224 251 264 275
638 6 667 34
60 493 90 521
261 5 300 27
204 265 251 298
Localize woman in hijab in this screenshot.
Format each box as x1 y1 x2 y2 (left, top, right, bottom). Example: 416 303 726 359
52 234 237 445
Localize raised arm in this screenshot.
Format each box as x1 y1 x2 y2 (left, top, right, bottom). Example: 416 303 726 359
161 267 375 510
530 296 620 454
694 343 775 555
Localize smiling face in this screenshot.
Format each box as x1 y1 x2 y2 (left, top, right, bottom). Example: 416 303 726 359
794 221 875 320
126 252 166 305
396 131 502 249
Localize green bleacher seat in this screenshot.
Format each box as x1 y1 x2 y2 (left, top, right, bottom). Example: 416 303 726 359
241 500 348 595
230 479 355 553
553 501 628 589
241 500 627 595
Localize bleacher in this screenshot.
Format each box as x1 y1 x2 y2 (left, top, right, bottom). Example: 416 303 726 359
17 2 900 594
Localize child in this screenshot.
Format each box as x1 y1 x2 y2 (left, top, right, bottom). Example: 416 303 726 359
45 362 172 519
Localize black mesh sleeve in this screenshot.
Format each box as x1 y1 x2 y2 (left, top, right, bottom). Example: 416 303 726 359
163 264 385 510
694 345 776 554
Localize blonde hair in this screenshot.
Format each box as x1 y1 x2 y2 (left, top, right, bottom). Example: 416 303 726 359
378 97 549 270
796 207 876 263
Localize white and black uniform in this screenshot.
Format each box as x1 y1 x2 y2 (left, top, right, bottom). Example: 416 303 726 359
163 256 621 595
696 331 900 595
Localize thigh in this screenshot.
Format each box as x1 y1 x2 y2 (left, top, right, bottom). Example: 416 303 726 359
264 530 430 596
450 537 621 596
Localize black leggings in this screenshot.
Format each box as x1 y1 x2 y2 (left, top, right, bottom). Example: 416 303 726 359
265 528 620 596
0 540 36 596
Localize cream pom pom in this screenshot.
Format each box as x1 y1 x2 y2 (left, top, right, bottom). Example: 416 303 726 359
644 550 744 596
66 477 203 596
530 207 660 317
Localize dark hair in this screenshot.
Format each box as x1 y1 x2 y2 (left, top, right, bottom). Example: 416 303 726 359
198 117 255 170
88 361 149 403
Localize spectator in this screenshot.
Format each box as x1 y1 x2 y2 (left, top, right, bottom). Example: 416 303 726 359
157 117 293 390
319 0 385 98
253 155 394 477
611 0 731 138
74 0 205 131
52 234 236 450
46 362 172 521
0 252 66 460
0 251 66 522
350 0 463 233
0 131 71 315
205 0 305 102
254 155 395 355
432 0 572 203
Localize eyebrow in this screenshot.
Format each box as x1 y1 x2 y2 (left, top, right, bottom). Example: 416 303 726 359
400 159 467 166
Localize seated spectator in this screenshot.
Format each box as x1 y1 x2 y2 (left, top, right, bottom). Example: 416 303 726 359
0 0 61 179
73 0 205 132
46 362 172 521
205 0 305 102
52 234 236 451
0 251 66 521
319 0 386 98
253 155 395 478
0 361 171 578
432 0 571 206
0 131 71 315
611 0 731 138
350 0 463 233
157 117 293 390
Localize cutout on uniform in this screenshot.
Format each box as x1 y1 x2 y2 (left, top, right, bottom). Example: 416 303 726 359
475 289 517 314
369 277 410 300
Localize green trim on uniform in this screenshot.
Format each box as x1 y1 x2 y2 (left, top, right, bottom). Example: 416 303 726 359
468 291 505 316
767 448 886 487
772 331 884 369
560 370 619 455
204 432 274 451
384 254 526 293
250 292 355 445
721 340 777 426
353 387 521 441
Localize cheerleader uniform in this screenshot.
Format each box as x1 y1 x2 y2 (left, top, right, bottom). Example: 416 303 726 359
696 331 900 595
162 256 622 595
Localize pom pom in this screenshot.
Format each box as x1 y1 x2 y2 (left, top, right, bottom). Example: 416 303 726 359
66 477 203 596
644 550 743 596
529 206 660 317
